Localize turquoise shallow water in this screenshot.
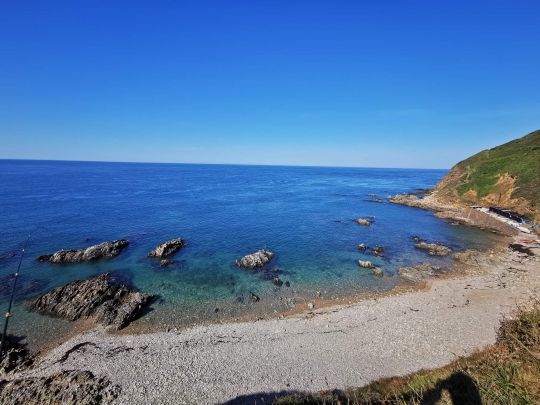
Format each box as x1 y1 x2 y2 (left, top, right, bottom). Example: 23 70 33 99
0 160 502 348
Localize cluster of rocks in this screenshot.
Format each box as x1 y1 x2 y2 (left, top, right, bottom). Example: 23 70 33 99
235 250 274 269
38 240 129 263
357 243 384 256
29 273 153 330
0 370 119 405
398 263 443 282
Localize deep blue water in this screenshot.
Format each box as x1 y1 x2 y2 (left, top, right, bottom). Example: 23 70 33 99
0 160 501 348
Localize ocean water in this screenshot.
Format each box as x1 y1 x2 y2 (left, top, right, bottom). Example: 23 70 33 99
0 160 502 349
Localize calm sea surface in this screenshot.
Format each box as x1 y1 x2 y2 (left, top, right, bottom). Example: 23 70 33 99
0 160 501 348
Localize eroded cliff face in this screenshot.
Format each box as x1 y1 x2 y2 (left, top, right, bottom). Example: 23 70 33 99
432 130 540 222
436 171 536 219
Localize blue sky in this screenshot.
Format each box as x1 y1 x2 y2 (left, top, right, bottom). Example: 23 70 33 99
1 1 539 168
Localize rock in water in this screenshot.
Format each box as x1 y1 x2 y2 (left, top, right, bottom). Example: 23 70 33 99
370 245 385 256
37 240 129 263
358 260 383 277
358 260 375 269
249 292 260 302
355 218 374 226
29 273 153 330
414 241 452 256
0 370 119 405
235 250 274 269
357 243 367 252
148 238 185 258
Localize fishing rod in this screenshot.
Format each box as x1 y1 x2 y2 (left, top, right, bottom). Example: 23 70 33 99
0 235 30 358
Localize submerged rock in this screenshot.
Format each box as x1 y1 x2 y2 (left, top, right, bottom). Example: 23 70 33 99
0 370 119 405
249 292 260 302
159 259 175 268
415 241 452 256
272 277 283 287
235 250 274 269
148 238 185 258
37 240 128 264
398 263 443 282
29 273 153 330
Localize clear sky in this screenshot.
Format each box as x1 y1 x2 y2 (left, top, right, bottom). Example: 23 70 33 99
1 1 539 168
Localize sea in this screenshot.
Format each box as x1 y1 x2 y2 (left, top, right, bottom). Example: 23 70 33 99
0 160 502 349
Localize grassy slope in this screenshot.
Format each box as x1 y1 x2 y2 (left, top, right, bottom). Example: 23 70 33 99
278 305 540 404
437 129 540 216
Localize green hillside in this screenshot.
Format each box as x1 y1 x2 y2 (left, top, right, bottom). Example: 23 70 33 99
435 129 540 220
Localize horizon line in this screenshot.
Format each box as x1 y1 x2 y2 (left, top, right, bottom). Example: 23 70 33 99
0 158 449 171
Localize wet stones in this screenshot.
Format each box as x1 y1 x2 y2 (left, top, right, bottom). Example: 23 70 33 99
235 250 274 269
148 238 185 259
29 273 153 330
37 240 129 264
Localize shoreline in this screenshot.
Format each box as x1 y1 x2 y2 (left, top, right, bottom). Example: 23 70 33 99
4 232 538 404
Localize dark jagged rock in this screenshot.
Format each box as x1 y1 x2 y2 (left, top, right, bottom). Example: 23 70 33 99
29 273 153 330
249 292 260 302
272 277 283 287
370 245 385 256
37 240 129 264
285 281 291 287
398 263 443 282
411 235 424 243
235 250 274 269
0 370 119 405
415 241 452 256
0 336 32 375
148 238 185 258
358 243 367 252
509 243 534 256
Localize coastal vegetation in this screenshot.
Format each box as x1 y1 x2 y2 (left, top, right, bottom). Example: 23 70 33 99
278 304 540 404
435 129 540 220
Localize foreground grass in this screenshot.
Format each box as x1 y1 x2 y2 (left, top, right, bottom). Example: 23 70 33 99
277 305 540 405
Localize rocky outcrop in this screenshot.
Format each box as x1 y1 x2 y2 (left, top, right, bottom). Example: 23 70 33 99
415 241 452 256
235 250 274 269
0 370 119 405
29 273 153 330
148 238 185 258
38 240 129 264
370 245 385 256
398 263 443 282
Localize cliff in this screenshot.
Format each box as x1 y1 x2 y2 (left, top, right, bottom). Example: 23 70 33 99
434 129 540 221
